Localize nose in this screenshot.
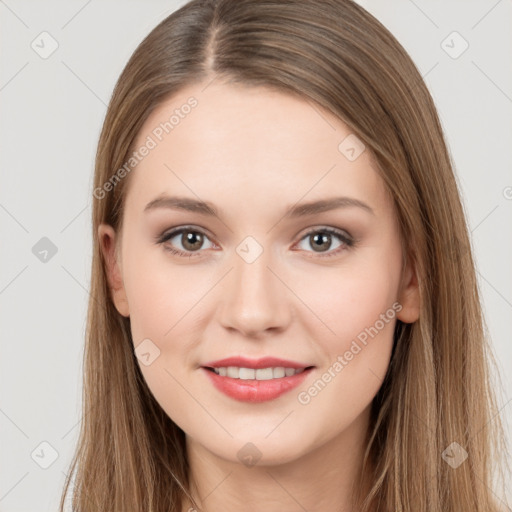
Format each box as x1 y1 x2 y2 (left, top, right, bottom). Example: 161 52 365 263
218 245 292 338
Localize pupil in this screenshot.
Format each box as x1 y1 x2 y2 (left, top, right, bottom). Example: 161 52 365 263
183 231 202 251
180 231 333 253
312 233 331 252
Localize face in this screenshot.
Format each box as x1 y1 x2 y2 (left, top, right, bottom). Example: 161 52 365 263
99 80 419 466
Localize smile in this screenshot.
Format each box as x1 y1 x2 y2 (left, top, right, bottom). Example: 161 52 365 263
207 366 306 380
201 362 314 403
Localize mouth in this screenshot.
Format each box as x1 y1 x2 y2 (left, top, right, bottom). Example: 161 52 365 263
203 365 314 380
200 357 315 402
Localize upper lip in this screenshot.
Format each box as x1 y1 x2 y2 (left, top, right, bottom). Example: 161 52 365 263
202 356 314 370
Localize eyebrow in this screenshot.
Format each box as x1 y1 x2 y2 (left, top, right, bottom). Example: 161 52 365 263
144 195 374 217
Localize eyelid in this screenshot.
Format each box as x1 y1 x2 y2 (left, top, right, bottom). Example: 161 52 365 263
156 224 354 258
297 225 353 242
156 225 217 250
292 226 354 257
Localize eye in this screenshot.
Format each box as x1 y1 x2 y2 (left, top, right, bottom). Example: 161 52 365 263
156 225 354 259
295 227 354 258
156 226 215 257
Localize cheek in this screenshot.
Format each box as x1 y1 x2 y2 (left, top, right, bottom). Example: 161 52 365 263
295 271 397 430
293 252 400 402
122 250 209 427
122 244 206 344
291 248 401 424
296 255 401 348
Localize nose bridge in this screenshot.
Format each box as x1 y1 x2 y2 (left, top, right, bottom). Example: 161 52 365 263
218 236 291 336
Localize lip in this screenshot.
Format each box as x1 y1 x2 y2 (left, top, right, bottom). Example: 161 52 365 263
200 356 315 403
201 356 311 369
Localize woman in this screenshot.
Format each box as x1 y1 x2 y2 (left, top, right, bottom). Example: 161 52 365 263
60 0 509 510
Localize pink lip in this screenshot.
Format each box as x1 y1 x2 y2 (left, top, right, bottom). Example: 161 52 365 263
200 356 314 403
201 356 311 369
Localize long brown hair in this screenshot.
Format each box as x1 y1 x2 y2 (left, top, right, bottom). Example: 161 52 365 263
60 1 509 510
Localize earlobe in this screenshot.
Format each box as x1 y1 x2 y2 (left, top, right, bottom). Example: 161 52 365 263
396 255 420 324
97 224 130 317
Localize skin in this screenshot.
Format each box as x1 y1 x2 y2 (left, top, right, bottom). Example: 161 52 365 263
99 80 420 512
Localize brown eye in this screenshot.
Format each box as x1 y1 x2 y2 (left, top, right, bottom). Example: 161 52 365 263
181 230 204 251
157 226 215 257
308 232 333 252
296 227 353 257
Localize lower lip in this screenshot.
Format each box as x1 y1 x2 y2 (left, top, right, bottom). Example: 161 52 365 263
201 367 314 403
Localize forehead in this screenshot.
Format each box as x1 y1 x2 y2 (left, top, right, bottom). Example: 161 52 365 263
125 81 390 218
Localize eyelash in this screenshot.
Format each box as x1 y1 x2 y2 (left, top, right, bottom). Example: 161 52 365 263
156 225 355 260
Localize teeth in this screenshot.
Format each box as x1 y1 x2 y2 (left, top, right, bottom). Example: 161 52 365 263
239 367 255 379
227 366 239 378
255 368 273 380
273 367 285 378
211 366 307 380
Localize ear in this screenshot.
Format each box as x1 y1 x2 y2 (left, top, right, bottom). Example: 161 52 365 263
396 254 420 324
98 224 130 317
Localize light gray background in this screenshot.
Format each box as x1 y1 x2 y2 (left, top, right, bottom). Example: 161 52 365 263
1 1 511 510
